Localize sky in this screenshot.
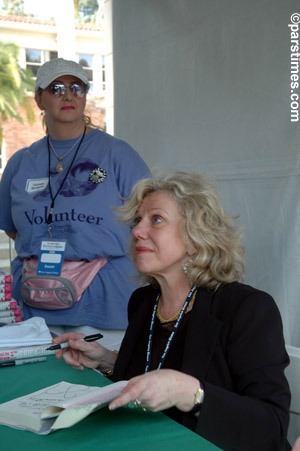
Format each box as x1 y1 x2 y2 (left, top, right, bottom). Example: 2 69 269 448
23 0 62 19
0 0 62 19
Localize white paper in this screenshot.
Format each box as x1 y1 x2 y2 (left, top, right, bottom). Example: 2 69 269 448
0 317 53 347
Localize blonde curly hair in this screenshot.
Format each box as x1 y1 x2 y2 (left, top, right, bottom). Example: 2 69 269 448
116 171 245 290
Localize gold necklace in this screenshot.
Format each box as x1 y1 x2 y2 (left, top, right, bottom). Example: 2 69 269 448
49 131 85 173
156 289 197 324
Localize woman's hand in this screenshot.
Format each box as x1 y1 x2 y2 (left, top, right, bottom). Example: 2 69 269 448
109 369 200 412
52 332 116 372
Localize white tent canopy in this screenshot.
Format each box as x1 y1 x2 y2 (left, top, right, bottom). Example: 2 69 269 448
108 0 300 346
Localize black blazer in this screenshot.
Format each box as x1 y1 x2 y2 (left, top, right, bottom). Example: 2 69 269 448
113 282 291 451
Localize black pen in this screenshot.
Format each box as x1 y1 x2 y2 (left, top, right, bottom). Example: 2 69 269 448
0 357 47 367
45 333 104 351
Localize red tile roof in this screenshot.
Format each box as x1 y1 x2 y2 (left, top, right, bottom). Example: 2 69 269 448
0 14 102 31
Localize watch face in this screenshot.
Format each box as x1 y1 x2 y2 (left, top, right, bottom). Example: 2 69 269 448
195 385 205 404
189 383 205 413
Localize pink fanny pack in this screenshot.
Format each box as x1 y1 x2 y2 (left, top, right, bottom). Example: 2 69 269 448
21 257 107 310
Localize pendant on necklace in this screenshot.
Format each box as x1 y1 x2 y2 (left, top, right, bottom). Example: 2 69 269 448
56 158 63 173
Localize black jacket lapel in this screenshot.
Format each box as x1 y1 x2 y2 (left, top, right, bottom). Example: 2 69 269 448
182 288 223 380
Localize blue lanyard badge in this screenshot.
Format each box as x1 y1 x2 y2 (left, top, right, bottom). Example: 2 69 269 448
37 240 66 276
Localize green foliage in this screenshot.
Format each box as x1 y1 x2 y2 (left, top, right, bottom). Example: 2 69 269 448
0 41 35 141
74 0 99 23
1 0 26 16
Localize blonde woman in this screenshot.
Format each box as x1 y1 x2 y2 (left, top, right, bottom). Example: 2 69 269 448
54 171 291 450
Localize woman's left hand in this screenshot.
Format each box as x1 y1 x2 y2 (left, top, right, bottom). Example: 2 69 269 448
109 369 200 412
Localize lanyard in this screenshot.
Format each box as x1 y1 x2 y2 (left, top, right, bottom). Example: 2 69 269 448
46 127 86 239
145 284 196 373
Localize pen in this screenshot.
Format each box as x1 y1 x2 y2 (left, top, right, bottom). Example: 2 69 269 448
0 357 47 367
45 333 104 351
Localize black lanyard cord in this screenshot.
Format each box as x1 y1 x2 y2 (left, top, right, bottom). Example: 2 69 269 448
46 127 86 226
145 284 196 373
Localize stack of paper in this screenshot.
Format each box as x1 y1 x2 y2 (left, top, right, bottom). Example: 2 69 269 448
0 317 55 362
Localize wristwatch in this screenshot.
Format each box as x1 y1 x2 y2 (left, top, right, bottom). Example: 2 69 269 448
101 350 119 378
189 381 205 413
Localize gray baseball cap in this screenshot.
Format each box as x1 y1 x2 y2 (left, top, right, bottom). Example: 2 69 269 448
35 58 90 93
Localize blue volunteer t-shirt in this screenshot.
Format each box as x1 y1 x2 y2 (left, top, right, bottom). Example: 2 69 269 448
0 128 150 329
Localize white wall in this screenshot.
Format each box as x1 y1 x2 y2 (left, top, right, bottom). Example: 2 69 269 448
111 0 300 346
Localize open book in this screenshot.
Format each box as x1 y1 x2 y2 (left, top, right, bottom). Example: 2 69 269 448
0 380 128 435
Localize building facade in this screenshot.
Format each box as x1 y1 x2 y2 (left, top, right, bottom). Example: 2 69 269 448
0 13 107 175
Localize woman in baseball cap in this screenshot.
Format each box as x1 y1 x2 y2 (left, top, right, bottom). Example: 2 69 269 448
0 57 150 350
34 58 90 136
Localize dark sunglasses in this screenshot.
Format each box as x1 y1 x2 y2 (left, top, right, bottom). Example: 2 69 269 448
45 82 88 98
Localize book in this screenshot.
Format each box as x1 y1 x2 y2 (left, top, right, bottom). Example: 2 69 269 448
0 284 12 293
0 270 12 284
0 380 128 434
0 315 22 324
0 300 17 311
0 344 56 361
0 292 12 301
0 307 21 317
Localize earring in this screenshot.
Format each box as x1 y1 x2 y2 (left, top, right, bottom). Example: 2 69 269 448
183 258 193 274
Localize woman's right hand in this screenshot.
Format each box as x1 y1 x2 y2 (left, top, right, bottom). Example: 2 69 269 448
52 332 115 372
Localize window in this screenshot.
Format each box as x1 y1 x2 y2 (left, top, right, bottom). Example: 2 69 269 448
25 50 58 77
78 54 93 93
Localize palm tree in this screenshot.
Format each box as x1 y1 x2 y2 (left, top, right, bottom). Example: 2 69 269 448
0 41 35 142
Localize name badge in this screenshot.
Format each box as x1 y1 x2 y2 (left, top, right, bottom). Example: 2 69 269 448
25 178 49 193
37 241 66 276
